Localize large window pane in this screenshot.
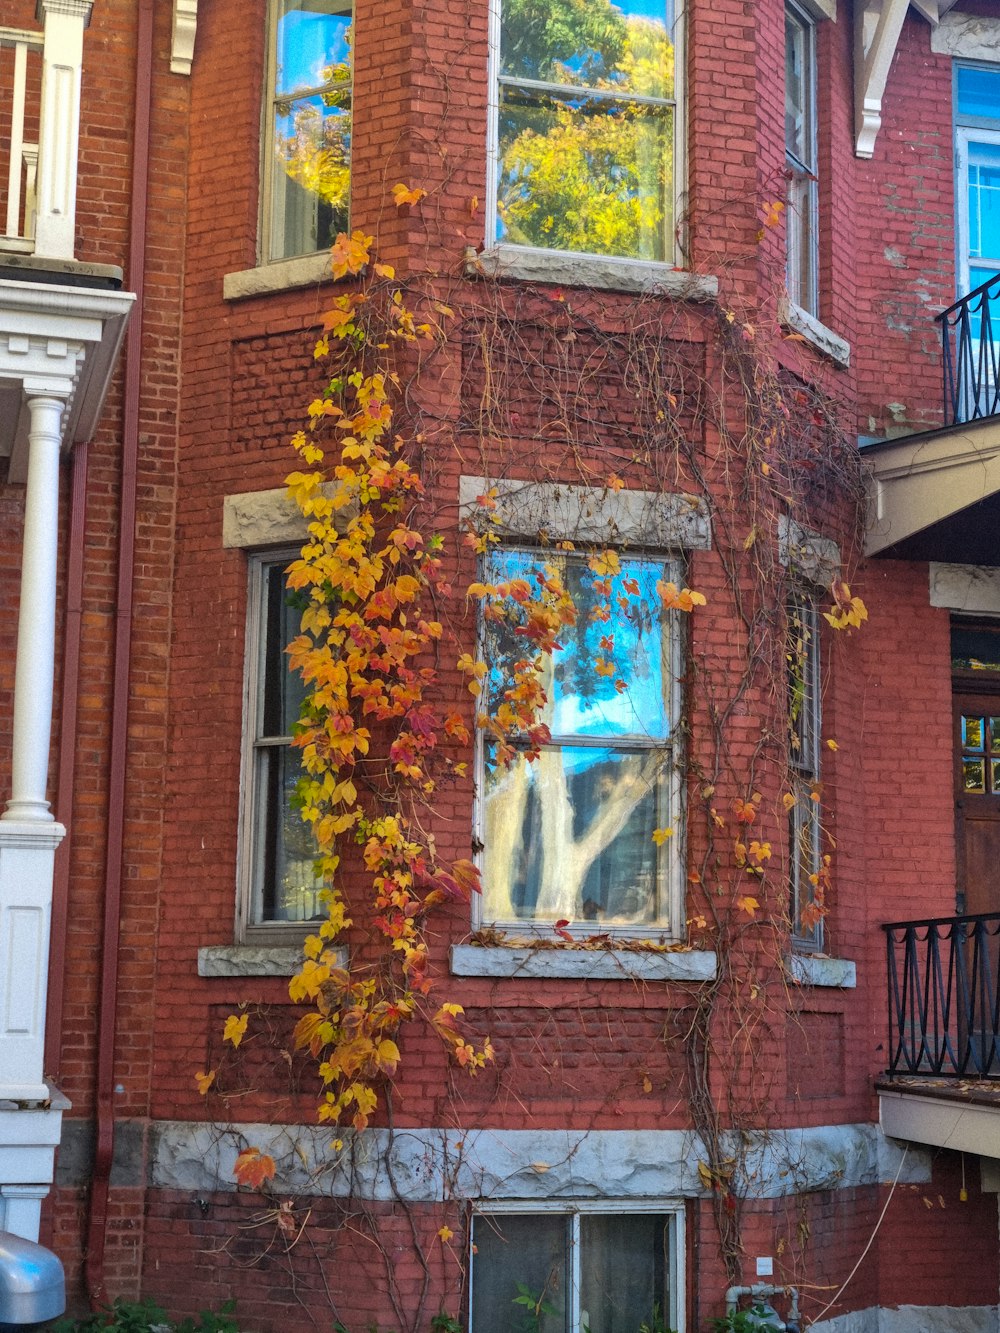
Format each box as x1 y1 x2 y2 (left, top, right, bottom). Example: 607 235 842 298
958 65 1000 120
267 0 352 261
256 744 323 922
497 88 671 259
968 141 1000 265
579 1214 670 1333
471 1214 569 1333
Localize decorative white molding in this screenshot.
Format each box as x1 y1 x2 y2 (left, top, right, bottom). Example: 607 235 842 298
458 475 712 550
855 0 910 159
33 0 93 259
880 1086 1000 1159
930 10 1000 61
450 944 718 982
0 279 133 479
170 0 198 76
930 563 1000 615
787 954 857 988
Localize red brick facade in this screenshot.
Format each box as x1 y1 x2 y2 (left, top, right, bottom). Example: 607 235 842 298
0 0 994 1328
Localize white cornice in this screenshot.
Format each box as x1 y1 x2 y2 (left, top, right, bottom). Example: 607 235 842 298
0 279 134 481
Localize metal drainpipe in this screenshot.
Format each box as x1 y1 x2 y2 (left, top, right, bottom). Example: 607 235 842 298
84 0 155 1306
43 435 89 1084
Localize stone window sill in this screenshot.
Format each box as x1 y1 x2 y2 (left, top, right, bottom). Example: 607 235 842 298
222 251 332 301
450 944 717 982
467 245 719 301
780 297 851 368
197 944 347 978
788 954 856 988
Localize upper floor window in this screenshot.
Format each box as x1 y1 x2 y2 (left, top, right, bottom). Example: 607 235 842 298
239 553 323 937
478 547 682 936
488 0 679 263
785 1 817 315
262 0 353 264
955 64 1000 300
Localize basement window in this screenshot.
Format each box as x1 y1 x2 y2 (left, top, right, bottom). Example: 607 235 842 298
470 1204 685 1333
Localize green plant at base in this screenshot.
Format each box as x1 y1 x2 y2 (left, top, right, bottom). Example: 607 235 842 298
52 1297 240 1333
711 1303 784 1332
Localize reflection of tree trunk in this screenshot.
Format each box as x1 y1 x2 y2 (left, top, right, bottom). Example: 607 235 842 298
484 758 530 920
533 749 662 920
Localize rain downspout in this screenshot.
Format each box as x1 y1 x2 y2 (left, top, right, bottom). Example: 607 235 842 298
84 0 154 1305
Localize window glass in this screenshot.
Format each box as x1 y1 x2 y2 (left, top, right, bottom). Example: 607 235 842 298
471 1210 677 1333
787 594 822 950
493 0 676 261
266 0 352 262
480 548 676 930
244 558 323 928
958 65 1000 120
784 2 817 315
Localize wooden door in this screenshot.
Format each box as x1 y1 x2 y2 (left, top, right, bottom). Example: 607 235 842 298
955 693 1000 916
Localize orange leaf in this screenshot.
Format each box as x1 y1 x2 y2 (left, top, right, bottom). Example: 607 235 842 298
195 1069 216 1096
392 183 427 208
737 895 759 918
233 1147 276 1191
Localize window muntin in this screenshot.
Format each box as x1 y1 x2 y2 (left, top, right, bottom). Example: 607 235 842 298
478 548 681 934
785 2 817 315
787 593 822 950
239 555 323 934
263 0 352 264
470 1205 684 1333
488 0 678 263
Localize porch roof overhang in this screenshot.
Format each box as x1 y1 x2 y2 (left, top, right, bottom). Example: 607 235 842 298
864 416 1000 566
879 1081 1000 1158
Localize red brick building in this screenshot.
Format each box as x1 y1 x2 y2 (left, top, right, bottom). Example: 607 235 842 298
0 0 999 1330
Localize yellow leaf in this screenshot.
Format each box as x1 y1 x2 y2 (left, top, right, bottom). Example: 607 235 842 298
195 1069 216 1096
373 262 396 279
737 895 760 918
438 1225 454 1243
223 1013 248 1048
651 827 674 845
782 792 797 812
826 738 839 751
391 183 426 207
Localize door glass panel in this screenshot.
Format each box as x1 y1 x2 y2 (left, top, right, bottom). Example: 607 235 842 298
965 758 987 793
964 716 985 751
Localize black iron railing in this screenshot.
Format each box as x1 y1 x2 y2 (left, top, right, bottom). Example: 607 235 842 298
884 911 1000 1077
938 272 1000 425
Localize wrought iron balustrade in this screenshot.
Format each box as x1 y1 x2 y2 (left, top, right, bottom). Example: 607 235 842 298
938 274 1000 425
884 911 1000 1078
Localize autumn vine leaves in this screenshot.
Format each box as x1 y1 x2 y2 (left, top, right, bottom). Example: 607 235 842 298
200 198 868 1188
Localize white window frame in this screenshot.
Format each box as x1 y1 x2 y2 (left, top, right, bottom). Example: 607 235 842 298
955 124 1000 299
260 0 353 266
469 1200 686 1333
484 0 685 269
785 0 818 317
473 546 685 941
788 592 823 953
236 550 321 942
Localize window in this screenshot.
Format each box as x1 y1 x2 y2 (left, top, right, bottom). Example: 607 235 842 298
478 548 682 935
238 554 323 935
470 1204 684 1333
787 593 822 950
785 2 817 315
262 0 352 263
955 65 1000 298
488 0 679 262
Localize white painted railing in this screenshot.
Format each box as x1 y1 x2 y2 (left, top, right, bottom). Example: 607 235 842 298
0 30 43 254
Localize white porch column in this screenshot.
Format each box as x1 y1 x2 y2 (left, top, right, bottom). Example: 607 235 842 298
5 389 67 824
32 0 94 261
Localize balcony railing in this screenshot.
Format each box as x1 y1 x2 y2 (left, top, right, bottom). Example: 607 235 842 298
938 273 1000 426
0 29 43 254
884 911 1000 1078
